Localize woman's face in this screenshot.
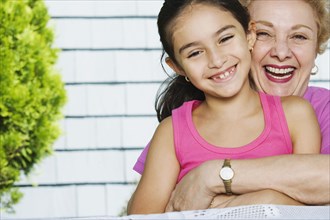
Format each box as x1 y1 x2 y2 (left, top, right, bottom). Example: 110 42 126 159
249 0 318 97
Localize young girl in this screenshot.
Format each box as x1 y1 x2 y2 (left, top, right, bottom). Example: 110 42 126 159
128 0 320 214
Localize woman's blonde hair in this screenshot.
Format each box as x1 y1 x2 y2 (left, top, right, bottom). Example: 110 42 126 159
239 0 330 54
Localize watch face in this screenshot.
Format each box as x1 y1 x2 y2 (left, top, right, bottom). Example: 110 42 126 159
220 167 234 180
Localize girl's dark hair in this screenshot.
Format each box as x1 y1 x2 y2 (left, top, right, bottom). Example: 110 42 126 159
156 0 251 122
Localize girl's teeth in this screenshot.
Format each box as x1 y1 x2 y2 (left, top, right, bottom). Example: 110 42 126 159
212 66 235 80
218 71 230 79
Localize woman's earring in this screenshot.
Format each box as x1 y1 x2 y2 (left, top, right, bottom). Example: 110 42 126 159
311 65 318 75
185 76 190 82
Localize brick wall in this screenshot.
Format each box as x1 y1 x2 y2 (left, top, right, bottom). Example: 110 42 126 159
2 1 164 218
2 0 329 219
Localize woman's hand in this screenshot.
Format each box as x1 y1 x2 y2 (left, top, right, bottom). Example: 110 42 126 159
165 160 222 212
210 190 304 208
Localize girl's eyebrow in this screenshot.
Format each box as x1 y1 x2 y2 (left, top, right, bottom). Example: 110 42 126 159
178 25 236 54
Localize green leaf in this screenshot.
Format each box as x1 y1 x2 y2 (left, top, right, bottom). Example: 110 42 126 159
0 0 66 213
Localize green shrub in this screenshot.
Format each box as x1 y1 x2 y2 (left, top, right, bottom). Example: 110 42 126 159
0 0 66 212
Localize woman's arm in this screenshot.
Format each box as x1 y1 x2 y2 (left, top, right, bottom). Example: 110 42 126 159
166 154 330 211
128 117 180 214
210 189 304 208
165 97 324 212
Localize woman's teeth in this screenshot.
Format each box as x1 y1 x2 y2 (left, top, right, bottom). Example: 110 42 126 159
269 74 292 79
265 66 294 75
264 66 295 82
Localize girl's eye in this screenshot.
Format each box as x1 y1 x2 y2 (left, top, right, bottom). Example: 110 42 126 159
187 50 202 58
256 31 273 41
219 35 234 44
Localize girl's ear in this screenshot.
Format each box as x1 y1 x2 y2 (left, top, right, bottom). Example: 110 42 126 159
247 21 257 50
165 57 186 76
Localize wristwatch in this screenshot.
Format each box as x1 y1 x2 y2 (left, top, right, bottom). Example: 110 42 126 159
219 159 234 195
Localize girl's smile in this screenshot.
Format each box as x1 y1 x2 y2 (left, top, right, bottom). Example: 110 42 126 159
209 65 236 83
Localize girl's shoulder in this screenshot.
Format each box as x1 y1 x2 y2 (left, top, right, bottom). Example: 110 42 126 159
280 96 316 121
281 95 311 108
157 116 173 131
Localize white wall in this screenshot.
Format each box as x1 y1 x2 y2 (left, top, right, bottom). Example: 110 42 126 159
2 0 329 219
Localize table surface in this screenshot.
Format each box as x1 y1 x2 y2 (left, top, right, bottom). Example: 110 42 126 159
16 204 327 220
101 205 330 220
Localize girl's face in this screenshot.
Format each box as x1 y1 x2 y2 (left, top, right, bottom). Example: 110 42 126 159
248 0 318 97
167 3 255 99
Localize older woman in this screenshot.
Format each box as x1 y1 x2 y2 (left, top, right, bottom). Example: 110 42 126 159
133 0 330 211
247 0 329 154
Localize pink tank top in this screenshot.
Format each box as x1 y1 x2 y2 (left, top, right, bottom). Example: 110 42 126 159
173 92 292 182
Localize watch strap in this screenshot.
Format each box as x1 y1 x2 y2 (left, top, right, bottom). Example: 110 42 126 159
222 159 233 195
223 179 232 195
223 158 231 168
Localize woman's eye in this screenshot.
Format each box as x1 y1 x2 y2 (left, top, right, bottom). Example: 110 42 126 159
292 34 307 40
256 31 272 41
219 35 234 44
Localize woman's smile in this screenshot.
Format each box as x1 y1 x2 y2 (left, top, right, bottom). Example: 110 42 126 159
264 65 295 83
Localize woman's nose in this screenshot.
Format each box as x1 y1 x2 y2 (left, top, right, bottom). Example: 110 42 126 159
270 38 293 61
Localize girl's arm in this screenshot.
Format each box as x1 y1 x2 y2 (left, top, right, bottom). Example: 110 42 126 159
281 96 321 154
128 117 180 214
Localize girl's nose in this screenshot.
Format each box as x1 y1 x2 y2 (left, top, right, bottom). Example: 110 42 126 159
208 50 227 69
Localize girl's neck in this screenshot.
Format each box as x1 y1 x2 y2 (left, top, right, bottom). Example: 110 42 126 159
200 86 259 119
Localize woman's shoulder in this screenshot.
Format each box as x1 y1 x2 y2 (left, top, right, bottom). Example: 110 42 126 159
304 86 330 113
304 86 330 101
306 86 329 93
